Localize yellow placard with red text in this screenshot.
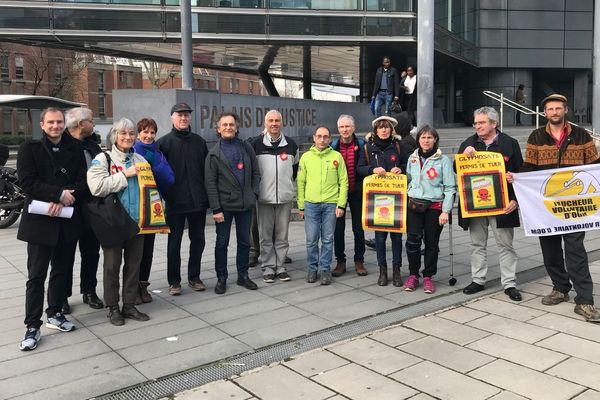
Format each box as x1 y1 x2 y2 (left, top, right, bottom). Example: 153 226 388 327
362 173 407 233
455 151 509 218
137 162 170 234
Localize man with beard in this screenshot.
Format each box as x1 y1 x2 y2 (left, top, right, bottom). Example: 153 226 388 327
510 94 600 322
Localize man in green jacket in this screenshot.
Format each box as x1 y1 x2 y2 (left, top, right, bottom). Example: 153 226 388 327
297 126 348 285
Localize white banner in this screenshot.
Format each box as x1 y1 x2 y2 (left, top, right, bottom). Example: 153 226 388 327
513 164 600 236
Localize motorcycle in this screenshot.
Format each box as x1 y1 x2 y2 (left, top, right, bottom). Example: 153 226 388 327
0 145 24 228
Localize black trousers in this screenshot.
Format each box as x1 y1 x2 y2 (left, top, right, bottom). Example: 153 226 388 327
539 232 594 305
406 208 443 278
139 233 156 282
66 225 100 298
166 210 206 285
24 235 77 329
334 190 365 262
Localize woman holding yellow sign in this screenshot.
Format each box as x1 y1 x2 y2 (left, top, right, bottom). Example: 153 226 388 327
404 125 456 294
358 116 409 287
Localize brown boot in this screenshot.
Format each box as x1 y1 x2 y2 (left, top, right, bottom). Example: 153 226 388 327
392 265 402 287
332 260 346 277
355 261 368 276
377 266 388 286
139 281 153 303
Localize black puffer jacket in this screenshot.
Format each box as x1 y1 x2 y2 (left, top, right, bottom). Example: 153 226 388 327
456 130 523 229
157 127 209 214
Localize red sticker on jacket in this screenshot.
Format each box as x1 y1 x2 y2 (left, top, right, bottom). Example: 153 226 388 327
426 167 438 179
503 155 509 162
333 160 339 168
237 162 244 170
111 165 123 174
280 153 288 161
390 155 396 162
354 145 359 151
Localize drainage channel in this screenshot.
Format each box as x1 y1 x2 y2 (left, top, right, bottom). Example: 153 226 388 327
94 264 550 400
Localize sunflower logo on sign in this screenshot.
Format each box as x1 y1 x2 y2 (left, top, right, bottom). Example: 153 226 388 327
426 168 438 179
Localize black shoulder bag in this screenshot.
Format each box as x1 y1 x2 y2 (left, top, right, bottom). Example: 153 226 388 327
83 152 139 247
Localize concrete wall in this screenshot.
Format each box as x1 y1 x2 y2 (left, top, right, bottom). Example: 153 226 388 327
113 89 374 144
479 0 593 69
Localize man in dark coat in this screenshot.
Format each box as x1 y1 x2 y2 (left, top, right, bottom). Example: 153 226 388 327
17 108 87 351
64 106 104 312
458 106 523 302
371 56 400 117
157 102 209 296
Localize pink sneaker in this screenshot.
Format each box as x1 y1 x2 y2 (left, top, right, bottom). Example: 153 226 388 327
423 277 435 294
404 275 419 292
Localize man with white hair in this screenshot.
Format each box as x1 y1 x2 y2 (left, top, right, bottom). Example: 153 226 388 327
64 107 104 312
251 110 299 282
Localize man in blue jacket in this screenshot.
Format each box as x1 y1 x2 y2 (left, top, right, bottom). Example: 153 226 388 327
331 114 367 277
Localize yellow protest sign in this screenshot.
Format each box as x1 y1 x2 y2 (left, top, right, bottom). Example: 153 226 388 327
455 151 509 218
137 162 170 234
362 173 407 233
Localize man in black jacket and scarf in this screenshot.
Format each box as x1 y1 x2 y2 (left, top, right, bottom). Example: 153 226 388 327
17 108 87 351
157 102 209 296
458 106 523 302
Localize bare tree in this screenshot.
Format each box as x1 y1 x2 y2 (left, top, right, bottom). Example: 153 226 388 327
142 61 178 88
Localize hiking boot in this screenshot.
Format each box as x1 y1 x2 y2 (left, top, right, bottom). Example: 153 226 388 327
423 277 435 294
19 328 40 351
574 304 600 323
306 271 318 283
321 271 332 285
377 266 388 286
463 282 485 295
392 265 402 287
122 304 150 321
138 282 153 303
263 274 276 283
404 275 419 292
277 272 291 282
169 283 182 296
542 290 569 306
355 261 368 276
107 306 124 326
332 261 346 277
83 293 104 309
46 313 75 332
188 278 206 291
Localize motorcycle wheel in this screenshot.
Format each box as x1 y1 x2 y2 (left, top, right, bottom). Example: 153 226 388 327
0 208 19 228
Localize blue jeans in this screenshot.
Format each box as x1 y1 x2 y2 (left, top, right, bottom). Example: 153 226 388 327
374 91 393 116
375 231 403 267
214 210 252 281
304 202 337 273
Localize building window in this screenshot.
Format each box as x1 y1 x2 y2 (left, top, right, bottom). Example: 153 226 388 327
248 80 254 95
15 82 25 95
98 94 105 117
1 82 10 94
54 64 63 84
15 54 24 80
3 110 12 135
229 78 234 93
235 79 240 94
98 71 105 92
126 72 133 88
0 53 8 81
16 110 27 135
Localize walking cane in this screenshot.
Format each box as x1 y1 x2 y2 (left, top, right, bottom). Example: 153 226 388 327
448 205 457 286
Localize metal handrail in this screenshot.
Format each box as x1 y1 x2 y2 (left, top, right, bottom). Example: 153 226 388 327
482 90 600 143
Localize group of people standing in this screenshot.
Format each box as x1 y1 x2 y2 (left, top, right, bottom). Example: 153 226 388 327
16 92 599 352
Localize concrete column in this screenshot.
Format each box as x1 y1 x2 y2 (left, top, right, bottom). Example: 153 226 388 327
180 0 193 90
593 0 600 130
303 46 312 100
417 0 434 128
574 70 589 124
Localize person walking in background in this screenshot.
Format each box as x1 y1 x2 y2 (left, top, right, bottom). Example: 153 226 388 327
64 106 104 312
515 84 525 126
157 102 209 296
297 126 348 285
401 66 417 127
133 118 174 303
371 56 400 117
205 112 260 295
358 116 409 287
404 125 456 294
87 118 150 326
331 114 367 277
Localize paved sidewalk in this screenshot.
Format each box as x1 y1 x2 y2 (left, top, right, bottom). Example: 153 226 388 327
176 263 600 400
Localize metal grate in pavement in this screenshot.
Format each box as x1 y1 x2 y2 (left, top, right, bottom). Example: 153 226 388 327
94 265 548 400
